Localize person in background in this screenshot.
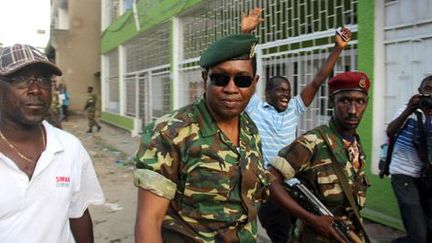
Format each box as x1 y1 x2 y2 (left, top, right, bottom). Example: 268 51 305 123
83 86 101 133
45 76 62 129
386 75 432 243
0 44 104 243
269 71 371 243
241 8 353 242
59 83 70 121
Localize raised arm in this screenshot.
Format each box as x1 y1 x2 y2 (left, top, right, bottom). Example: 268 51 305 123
241 8 264 34
387 94 420 137
135 188 170 243
300 27 352 107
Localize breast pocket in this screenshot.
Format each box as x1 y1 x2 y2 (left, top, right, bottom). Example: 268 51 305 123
183 159 238 202
316 166 345 205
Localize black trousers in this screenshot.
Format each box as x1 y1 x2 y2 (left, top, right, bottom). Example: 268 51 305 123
391 174 432 243
258 200 295 243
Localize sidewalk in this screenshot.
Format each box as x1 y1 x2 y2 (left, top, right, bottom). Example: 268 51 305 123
63 114 404 243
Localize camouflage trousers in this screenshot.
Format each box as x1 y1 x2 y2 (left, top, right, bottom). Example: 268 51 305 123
87 111 100 129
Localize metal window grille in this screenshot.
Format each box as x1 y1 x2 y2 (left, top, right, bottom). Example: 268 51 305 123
124 23 171 123
125 75 136 116
107 49 120 114
179 0 358 133
150 70 171 121
125 24 170 73
138 72 151 124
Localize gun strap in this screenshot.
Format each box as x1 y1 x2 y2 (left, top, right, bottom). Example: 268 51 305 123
317 127 372 243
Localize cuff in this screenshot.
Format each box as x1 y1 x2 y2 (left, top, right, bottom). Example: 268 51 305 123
134 169 177 200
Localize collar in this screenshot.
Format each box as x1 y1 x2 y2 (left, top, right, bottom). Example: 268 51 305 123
327 118 363 159
42 121 64 154
195 97 257 137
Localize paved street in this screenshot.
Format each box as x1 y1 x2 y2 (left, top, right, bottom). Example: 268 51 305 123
63 114 404 243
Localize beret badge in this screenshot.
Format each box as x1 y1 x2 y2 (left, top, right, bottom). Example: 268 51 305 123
359 75 367 88
249 42 256 59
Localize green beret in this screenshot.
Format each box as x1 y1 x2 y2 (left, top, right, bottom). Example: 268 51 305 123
199 34 258 68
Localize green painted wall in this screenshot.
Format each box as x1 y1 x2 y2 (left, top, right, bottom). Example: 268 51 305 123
101 0 203 53
101 11 138 53
101 111 134 131
357 0 403 230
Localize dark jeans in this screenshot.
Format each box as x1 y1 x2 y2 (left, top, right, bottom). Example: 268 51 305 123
391 174 432 243
258 200 294 243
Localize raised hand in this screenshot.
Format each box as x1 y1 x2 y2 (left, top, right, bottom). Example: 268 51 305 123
241 8 264 34
335 27 352 49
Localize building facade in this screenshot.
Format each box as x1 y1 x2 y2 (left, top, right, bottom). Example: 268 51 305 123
49 0 102 111
100 0 432 230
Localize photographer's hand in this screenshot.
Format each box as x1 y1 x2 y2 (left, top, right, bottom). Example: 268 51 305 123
387 94 420 137
407 94 421 113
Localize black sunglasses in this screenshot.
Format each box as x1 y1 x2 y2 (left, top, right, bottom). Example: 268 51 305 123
209 73 254 88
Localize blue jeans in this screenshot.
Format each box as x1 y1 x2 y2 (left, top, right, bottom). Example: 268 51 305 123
391 174 432 243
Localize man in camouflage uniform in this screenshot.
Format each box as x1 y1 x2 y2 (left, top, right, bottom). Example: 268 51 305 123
83 86 101 133
268 71 371 243
45 77 62 128
134 34 275 242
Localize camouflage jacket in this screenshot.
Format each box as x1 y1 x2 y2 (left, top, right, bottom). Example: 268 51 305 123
134 98 272 242
270 119 370 243
84 93 97 112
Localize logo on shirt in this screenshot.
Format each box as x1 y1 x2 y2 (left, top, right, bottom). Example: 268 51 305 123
56 176 70 188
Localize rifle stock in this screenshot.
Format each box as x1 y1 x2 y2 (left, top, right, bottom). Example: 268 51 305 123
284 178 362 243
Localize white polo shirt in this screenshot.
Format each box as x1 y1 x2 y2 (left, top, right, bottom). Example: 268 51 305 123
0 121 105 243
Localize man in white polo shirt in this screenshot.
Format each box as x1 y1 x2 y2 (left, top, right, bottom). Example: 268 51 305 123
241 8 352 242
0 44 104 243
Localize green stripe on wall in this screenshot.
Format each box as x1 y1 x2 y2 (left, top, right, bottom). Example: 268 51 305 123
101 111 134 131
357 0 403 230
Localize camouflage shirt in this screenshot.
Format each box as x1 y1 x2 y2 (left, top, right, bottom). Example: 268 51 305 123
270 119 370 243
85 93 97 112
134 98 273 242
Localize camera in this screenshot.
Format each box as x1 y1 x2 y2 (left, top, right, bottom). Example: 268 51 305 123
419 94 432 110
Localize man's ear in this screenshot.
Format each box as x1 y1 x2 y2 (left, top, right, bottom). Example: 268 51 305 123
202 70 208 87
254 74 260 86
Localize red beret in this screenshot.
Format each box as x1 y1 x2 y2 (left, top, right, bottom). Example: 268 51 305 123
328 71 370 95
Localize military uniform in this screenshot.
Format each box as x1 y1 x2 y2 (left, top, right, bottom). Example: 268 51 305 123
84 92 101 132
45 88 62 128
271 119 370 243
134 98 273 242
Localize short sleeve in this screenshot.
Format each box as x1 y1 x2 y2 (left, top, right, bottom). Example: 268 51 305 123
245 93 260 113
291 95 307 116
69 148 105 218
270 134 317 180
133 123 179 200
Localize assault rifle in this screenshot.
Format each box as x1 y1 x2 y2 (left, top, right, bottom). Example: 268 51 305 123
283 178 362 243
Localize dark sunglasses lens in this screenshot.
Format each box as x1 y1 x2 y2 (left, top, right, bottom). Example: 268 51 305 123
234 76 253 88
210 74 230 86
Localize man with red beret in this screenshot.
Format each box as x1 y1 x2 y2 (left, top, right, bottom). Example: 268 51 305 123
267 71 371 243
